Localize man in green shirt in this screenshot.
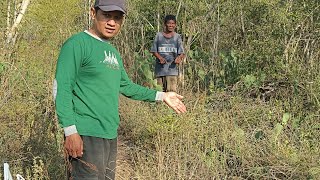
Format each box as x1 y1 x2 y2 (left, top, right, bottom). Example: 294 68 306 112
54 0 186 179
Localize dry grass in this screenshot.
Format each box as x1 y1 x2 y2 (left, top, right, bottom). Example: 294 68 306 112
118 91 320 179
116 137 135 180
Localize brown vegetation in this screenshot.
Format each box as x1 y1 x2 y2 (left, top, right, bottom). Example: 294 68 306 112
0 0 319 179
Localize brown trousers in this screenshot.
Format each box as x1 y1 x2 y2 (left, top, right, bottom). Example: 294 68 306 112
157 76 178 92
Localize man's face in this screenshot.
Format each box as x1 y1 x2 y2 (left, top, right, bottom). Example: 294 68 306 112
91 8 124 39
165 20 176 32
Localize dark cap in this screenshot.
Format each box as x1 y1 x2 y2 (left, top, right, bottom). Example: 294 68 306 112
94 0 126 14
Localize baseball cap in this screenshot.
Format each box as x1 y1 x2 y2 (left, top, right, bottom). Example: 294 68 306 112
94 0 126 14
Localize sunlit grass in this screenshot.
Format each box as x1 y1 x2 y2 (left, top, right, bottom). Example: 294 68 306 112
118 91 320 179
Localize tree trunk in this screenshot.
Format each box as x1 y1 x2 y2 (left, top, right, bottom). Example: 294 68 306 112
157 0 160 32
6 0 30 45
6 0 11 33
88 0 92 29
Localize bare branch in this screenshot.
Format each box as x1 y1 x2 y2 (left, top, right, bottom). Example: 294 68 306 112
6 0 30 44
6 0 11 32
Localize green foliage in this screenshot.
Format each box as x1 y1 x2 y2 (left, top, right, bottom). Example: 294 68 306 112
0 62 6 77
185 48 213 91
131 50 162 90
272 113 291 143
219 50 241 86
243 74 257 89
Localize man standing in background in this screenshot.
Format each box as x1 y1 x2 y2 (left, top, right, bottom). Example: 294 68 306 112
53 0 186 179
151 15 185 92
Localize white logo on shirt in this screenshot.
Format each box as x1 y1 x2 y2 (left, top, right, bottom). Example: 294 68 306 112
158 47 177 53
100 51 120 69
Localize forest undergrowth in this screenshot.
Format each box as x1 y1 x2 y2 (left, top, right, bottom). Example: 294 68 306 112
0 0 319 179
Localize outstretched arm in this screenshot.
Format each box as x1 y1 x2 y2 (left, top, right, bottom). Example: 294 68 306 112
158 92 187 114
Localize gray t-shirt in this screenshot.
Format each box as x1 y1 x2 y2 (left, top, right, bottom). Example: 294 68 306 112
150 32 184 77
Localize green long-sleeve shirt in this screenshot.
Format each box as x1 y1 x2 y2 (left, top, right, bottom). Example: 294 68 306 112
54 31 157 139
